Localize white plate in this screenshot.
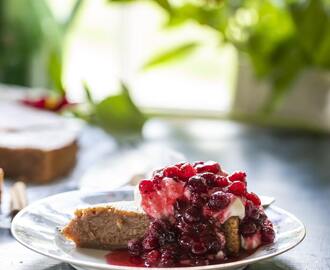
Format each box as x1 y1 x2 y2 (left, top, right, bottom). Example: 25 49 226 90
11 190 305 270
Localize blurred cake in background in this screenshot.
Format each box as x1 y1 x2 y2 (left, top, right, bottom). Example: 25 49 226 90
0 90 79 183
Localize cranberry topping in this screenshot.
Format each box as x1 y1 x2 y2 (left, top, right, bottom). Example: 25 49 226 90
228 171 247 182
246 192 261 206
216 176 230 187
240 219 257 236
145 250 161 266
179 163 197 180
187 175 207 193
139 180 154 194
195 161 220 174
163 165 180 178
207 191 231 211
159 249 176 267
205 236 223 253
261 226 275 243
179 235 194 249
245 201 260 220
228 181 246 195
190 192 208 207
191 241 207 255
142 235 159 251
184 206 202 223
133 161 274 267
128 239 142 257
201 172 218 187
174 198 188 218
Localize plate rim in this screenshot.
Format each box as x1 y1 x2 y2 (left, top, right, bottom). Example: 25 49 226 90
11 190 306 270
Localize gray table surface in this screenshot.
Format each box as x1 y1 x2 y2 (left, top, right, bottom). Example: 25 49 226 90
1 119 330 270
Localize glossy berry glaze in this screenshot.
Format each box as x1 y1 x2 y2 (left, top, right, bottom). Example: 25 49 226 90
106 248 256 267
114 161 275 267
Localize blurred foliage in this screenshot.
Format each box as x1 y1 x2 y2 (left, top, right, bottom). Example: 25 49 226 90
70 82 146 135
0 0 84 93
108 0 330 112
143 42 200 70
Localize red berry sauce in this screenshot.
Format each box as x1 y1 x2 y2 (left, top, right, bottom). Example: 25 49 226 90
106 248 256 267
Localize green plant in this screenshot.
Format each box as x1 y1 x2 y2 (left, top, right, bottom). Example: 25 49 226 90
108 0 330 112
70 82 146 135
0 0 84 93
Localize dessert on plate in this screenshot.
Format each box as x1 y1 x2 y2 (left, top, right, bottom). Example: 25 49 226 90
63 161 275 267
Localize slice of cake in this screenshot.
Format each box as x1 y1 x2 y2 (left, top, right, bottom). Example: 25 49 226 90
63 161 275 267
62 201 150 249
0 101 79 183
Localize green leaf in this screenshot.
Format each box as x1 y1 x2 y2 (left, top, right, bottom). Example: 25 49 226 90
143 42 200 70
261 38 306 113
166 4 228 32
153 0 172 13
83 81 95 104
63 0 85 32
289 0 328 63
48 50 65 94
314 25 330 67
93 82 146 134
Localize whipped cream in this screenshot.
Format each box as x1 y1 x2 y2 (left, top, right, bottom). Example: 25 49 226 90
209 195 245 224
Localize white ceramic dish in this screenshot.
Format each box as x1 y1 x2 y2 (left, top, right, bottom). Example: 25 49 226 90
11 190 305 270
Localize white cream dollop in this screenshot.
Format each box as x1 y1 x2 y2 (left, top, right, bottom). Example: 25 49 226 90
212 196 245 224
225 197 245 220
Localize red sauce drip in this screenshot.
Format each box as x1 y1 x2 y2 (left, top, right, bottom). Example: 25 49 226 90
106 249 256 268
106 249 144 267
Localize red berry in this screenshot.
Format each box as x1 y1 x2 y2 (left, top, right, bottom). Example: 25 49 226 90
228 181 246 195
245 201 260 220
201 172 217 187
203 236 222 253
160 249 175 267
195 161 220 174
191 241 207 255
207 191 231 210
139 180 154 194
187 175 207 193
145 250 161 266
190 193 207 207
152 174 163 190
228 171 247 182
216 176 230 187
142 235 159 251
149 220 166 236
240 220 257 236
179 235 194 249
184 206 202 223
128 239 142 256
263 219 273 228
179 163 196 180
163 165 180 178
261 226 275 244
246 192 261 206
